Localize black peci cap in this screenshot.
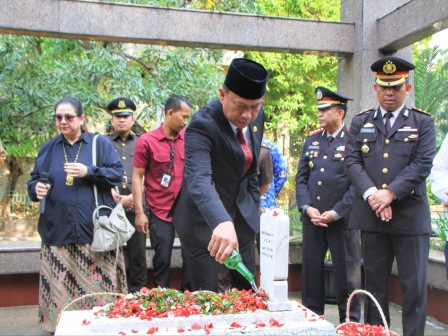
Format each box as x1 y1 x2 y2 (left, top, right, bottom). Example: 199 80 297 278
107 97 136 116
224 58 268 100
315 86 353 109
371 56 415 87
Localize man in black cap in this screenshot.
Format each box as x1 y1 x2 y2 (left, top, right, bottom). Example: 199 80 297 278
296 87 361 323
345 56 436 336
171 58 268 292
107 97 147 292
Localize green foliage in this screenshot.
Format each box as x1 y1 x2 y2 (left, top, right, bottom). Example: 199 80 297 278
97 0 259 13
0 35 224 158
431 212 448 251
414 44 448 148
246 0 340 148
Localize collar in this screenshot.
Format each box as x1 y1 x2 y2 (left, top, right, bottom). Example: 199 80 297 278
228 121 249 138
380 104 404 119
110 131 134 141
155 124 184 141
327 123 345 138
56 131 90 145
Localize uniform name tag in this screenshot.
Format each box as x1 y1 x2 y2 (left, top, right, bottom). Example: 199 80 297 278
398 128 418 132
308 145 319 150
360 128 375 133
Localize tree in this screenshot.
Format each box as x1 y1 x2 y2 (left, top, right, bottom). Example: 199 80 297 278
0 0 341 213
0 35 225 211
413 43 448 147
246 0 340 154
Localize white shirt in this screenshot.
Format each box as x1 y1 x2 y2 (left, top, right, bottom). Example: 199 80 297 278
327 123 345 140
379 104 404 129
228 122 252 147
431 134 448 203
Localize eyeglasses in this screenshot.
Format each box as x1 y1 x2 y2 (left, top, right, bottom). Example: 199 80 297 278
54 114 78 122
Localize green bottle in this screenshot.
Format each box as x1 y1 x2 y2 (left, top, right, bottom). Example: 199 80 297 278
224 250 258 292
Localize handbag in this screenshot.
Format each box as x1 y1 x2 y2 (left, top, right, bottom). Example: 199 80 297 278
90 134 135 253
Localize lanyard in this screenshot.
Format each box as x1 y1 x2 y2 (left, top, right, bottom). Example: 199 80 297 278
167 139 177 173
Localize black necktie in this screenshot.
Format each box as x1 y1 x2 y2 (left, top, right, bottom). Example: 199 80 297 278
384 112 393 135
328 136 334 145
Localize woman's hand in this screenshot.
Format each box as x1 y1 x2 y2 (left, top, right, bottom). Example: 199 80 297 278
35 181 50 200
64 163 88 178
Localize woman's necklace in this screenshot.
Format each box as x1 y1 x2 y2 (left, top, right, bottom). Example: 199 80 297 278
62 141 82 186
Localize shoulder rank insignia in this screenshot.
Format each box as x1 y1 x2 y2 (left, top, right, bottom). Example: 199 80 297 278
308 128 324 137
412 107 431 116
356 108 375 116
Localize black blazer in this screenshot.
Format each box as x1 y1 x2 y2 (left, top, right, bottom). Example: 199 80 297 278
344 106 436 235
172 100 264 247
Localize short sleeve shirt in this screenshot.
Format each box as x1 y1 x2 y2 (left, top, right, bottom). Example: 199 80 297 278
107 132 138 196
133 125 185 222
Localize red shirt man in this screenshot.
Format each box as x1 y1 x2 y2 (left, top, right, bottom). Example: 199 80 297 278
133 95 192 288
134 126 185 221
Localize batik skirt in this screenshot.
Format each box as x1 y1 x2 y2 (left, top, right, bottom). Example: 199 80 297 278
39 243 128 332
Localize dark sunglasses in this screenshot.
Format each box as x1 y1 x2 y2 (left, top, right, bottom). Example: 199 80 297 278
54 114 78 122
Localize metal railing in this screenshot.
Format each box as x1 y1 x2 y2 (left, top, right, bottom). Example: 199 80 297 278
0 191 38 219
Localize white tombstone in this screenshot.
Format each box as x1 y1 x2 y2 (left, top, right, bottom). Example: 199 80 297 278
260 208 293 311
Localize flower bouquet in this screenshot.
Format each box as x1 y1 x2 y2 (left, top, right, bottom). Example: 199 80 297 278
336 289 399 336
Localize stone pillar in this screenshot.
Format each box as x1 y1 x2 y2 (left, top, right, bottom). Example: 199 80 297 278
260 208 293 311
339 0 415 124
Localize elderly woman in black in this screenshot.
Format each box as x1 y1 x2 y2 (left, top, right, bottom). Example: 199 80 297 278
27 97 128 333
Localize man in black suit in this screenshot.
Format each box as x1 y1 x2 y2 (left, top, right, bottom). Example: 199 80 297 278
345 56 436 336
296 87 361 323
171 58 268 292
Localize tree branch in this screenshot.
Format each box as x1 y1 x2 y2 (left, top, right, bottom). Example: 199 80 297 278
13 105 53 123
112 50 167 91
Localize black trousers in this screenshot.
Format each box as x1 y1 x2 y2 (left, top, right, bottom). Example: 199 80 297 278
148 209 175 288
180 213 256 293
125 212 148 292
302 223 361 323
362 232 429 336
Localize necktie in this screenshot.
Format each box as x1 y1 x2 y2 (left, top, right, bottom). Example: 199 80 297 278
236 128 253 175
328 136 334 145
384 112 393 135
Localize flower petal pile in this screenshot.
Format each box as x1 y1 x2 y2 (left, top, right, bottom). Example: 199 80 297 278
96 287 268 320
336 322 399 336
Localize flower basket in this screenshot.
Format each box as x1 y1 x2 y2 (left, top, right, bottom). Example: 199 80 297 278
336 289 399 336
56 292 125 326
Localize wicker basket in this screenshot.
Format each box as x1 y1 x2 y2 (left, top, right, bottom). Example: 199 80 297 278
56 292 125 326
336 289 399 336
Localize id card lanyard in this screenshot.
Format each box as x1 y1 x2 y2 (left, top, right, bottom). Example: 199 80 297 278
160 139 177 188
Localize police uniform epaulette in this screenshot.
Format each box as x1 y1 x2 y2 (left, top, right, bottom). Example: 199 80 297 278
356 108 375 116
308 128 324 137
412 107 431 116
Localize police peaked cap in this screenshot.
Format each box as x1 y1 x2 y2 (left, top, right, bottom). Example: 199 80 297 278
224 58 268 100
371 56 415 87
315 86 353 109
107 97 136 116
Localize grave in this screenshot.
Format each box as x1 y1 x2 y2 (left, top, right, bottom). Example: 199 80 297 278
55 209 336 335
